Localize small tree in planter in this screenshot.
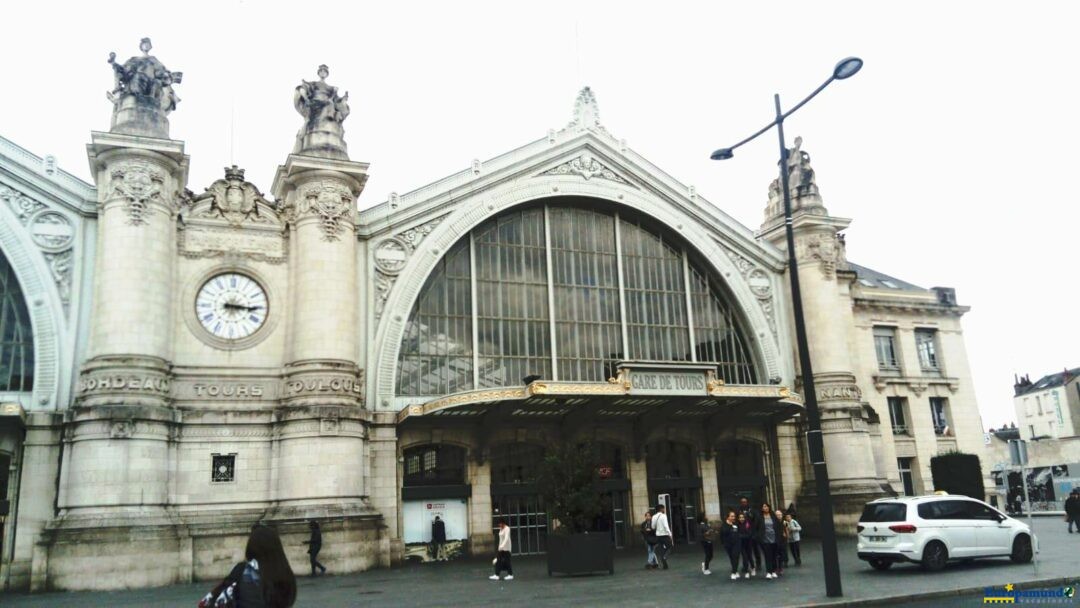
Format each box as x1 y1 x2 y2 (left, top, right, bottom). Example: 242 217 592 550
536 440 613 576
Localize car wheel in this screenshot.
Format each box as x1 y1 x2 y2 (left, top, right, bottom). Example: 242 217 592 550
921 541 948 572
868 558 893 571
1010 534 1033 564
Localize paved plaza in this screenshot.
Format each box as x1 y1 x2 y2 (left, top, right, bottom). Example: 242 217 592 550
2 519 1077 607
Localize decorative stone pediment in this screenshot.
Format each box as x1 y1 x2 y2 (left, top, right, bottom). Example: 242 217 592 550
539 153 631 185
184 166 281 228
722 246 778 337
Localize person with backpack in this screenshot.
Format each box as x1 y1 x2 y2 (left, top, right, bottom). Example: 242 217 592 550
641 509 659 569
698 513 716 575
199 524 297 608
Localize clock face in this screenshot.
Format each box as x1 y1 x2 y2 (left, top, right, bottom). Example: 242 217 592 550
195 273 268 340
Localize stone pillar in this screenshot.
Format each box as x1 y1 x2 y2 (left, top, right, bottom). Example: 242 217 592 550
699 455 720 520
270 154 369 518
759 139 887 534
468 459 494 556
64 130 187 515
628 456 650 544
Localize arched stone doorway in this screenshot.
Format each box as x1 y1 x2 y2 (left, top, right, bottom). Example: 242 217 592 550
716 440 769 513
646 440 702 543
489 443 547 555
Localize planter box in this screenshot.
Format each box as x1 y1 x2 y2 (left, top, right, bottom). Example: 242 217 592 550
546 532 614 576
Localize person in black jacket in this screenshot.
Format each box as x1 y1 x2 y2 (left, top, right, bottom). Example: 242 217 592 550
199 524 297 608
641 509 658 569
736 496 763 574
1066 489 1080 533
719 509 741 581
431 516 448 561
735 511 754 579
753 502 782 580
304 520 327 576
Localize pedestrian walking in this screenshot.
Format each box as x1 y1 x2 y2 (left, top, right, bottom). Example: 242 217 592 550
641 509 659 569
737 496 762 575
199 524 297 608
736 511 754 579
785 512 802 565
698 513 716 575
431 515 448 561
1065 489 1080 534
753 502 781 580
775 509 788 574
303 520 326 577
490 519 514 580
720 510 741 580
652 504 674 570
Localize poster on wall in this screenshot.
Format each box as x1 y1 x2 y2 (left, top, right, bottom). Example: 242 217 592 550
403 498 468 544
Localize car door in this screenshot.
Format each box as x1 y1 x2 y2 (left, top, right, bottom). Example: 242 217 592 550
933 500 978 557
966 501 1012 555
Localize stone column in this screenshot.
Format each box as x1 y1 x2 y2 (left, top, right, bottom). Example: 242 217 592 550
64 131 187 515
468 459 494 556
699 455 720 520
759 140 886 534
270 154 369 517
628 457 650 545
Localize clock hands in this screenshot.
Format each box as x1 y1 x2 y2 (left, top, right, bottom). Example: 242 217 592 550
222 303 264 312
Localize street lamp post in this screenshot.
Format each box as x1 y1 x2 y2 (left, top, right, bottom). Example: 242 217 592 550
710 57 863 599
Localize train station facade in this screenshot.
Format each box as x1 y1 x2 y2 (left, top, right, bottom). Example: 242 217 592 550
0 40 988 590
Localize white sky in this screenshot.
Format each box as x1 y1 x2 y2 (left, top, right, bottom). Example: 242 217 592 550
2 1 1076 430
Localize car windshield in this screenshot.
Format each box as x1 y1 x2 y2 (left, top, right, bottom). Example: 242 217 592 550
859 502 907 522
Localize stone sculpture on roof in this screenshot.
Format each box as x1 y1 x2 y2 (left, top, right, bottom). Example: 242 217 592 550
292 65 351 159
106 38 182 138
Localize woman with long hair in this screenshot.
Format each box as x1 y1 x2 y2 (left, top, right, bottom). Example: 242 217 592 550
200 524 297 608
753 502 782 580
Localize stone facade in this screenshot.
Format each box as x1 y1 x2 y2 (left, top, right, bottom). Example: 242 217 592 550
0 39 989 592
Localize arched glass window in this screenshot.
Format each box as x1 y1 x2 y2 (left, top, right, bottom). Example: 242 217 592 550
716 441 764 478
403 444 467 486
646 441 698 480
490 443 545 485
0 252 34 392
396 199 759 396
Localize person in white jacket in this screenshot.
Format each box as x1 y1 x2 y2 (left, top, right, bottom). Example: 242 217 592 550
651 504 674 569
785 513 802 566
490 520 514 580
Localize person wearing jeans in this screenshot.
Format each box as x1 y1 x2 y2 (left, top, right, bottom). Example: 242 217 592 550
720 510 741 580
641 510 658 569
651 504 674 569
753 502 781 580
786 513 802 565
698 513 715 575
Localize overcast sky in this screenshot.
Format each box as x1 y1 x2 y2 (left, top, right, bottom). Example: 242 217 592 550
2 1 1076 430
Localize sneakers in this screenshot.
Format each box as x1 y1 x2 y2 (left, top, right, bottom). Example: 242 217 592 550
750 568 756 577
489 575 500 580
766 572 776 579
701 562 707 574
742 572 750 579
703 569 711 575
730 573 739 580
661 559 669 570
504 575 514 580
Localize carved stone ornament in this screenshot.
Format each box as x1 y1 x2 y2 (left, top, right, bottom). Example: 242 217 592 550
799 233 840 279
295 180 353 241
106 38 181 137
110 420 134 439
110 162 165 225
191 165 276 226
542 154 628 184
768 135 819 202
293 65 350 159
373 216 446 319
1 186 74 310
723 247 777 335
564 86 608 135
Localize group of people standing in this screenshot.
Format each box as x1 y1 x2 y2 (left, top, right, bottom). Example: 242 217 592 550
640 497 802 580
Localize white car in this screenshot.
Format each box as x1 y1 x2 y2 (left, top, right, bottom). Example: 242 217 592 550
856 494 1035 571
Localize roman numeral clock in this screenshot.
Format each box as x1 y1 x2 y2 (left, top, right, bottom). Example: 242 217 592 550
195 272 268 341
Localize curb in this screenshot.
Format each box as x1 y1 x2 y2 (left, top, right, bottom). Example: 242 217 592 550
792 576 1076 607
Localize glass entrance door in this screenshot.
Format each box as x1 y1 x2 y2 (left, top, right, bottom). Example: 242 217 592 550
599 490 630 548
492 493 548 555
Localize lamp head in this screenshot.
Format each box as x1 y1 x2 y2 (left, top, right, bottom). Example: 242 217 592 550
710 148 734 161
833 57 863 80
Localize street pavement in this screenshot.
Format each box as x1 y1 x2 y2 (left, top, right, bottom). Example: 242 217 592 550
2 518 1077 607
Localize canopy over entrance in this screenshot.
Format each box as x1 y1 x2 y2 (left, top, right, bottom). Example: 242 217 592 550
397 362 802 432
